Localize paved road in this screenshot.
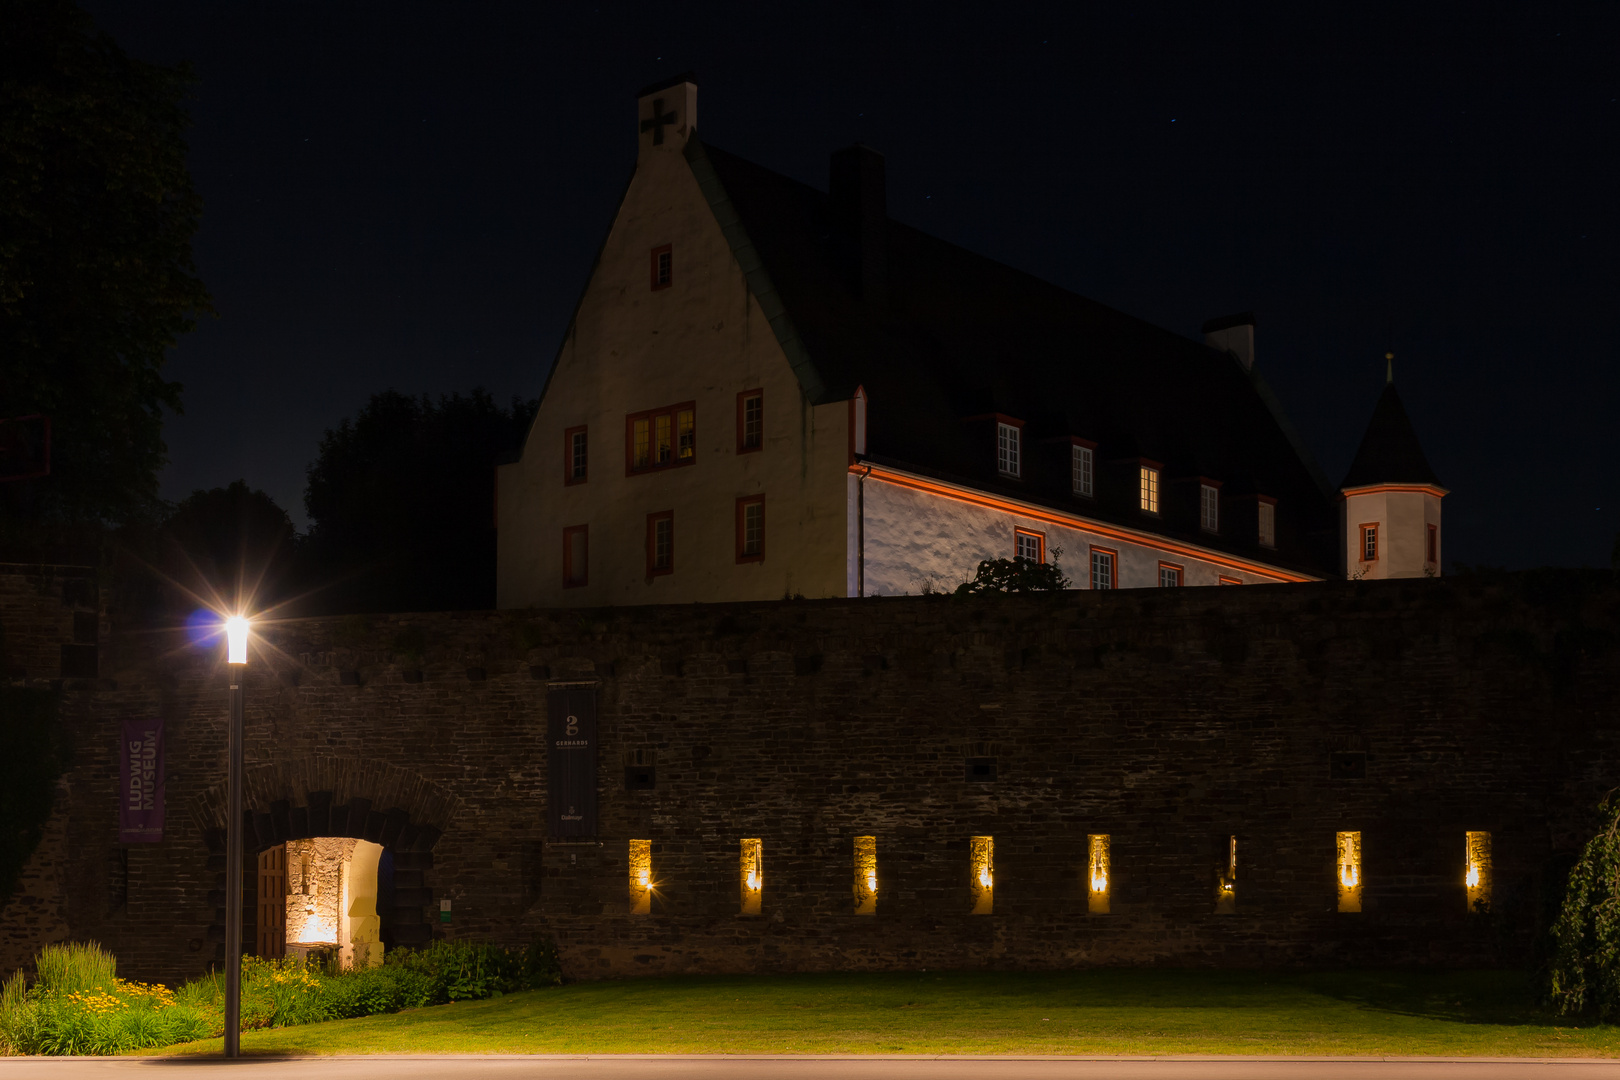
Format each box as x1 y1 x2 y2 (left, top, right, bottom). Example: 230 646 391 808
3 1057 1619 1080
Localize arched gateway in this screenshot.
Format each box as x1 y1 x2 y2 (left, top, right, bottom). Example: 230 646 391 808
188 757 457 964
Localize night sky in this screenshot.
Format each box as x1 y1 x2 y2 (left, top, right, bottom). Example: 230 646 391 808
82 2 1619 570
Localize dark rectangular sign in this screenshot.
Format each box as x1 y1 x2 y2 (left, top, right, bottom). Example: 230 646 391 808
119 717 164 843
547 684 598 837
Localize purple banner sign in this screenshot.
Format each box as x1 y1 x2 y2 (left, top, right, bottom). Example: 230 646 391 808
119 718 164 843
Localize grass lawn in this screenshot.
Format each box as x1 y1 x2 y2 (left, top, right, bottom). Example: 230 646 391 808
140 969 1620 1058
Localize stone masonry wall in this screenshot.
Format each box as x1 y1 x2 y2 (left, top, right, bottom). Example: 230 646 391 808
2 571 1618 985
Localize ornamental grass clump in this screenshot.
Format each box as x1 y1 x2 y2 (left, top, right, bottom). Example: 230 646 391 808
0 942 212 1055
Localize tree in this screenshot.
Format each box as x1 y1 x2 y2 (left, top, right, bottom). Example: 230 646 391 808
1549 793 1620 1019
157 481 299 615
954 554 1072 595
0 0 211 533
303 389 537 613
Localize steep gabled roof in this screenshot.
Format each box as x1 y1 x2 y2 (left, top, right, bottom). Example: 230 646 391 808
682 136 1338 574
1340 381 1443 489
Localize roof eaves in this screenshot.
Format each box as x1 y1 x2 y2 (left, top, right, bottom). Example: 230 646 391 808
683 136 831 405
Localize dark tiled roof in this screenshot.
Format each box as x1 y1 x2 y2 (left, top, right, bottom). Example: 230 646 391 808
686 139 1339 575
1340 382 1443 489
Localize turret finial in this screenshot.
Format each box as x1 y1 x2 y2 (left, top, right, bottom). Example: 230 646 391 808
1385 352 1394 385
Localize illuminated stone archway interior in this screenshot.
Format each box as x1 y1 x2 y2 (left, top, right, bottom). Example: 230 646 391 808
284 837 384 969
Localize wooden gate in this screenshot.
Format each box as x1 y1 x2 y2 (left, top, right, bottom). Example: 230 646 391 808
255 845 287 959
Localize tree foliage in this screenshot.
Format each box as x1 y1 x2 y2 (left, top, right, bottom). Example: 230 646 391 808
0 687 69 906
954 554 1071 595
303 389 536 613
156 481 299 614
0 0 211 530
1549 792 1620 1019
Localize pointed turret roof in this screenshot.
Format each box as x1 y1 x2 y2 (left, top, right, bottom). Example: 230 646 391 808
1340 378 1443 489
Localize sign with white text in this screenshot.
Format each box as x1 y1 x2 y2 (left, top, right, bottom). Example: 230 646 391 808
119 718 164 843
546 685 597 837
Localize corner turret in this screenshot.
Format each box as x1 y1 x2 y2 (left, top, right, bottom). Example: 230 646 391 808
1340 356 1447 579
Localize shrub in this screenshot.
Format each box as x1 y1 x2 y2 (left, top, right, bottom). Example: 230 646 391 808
1549 794 1620 1019
954 554 1071 595
383 937 562 1004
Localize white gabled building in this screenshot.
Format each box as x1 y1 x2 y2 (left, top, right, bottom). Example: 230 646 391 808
498 77 1442 607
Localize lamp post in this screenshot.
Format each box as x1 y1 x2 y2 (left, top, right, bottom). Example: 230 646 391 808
223 616 249 1058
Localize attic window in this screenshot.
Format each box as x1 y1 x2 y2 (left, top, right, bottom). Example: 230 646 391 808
997 423 1021 478
1072 445 1094 497
565 426 588 485
650 244 672 290
1258 500 1276 548
1200 483 1220 532
627 403 696 473
738 390 763 453
1139 466 1160 514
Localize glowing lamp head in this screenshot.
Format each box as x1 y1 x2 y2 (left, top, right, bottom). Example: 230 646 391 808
866 872 877 893
1466 865 1480 888
638 869 650 889
225 615 251 664
977 866 993 890
746 869 760 892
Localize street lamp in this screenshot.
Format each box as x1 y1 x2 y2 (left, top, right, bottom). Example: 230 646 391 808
222 615 250 1057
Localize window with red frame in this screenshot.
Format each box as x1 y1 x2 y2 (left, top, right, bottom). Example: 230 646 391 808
646 511 674 576
562 525 588 588
1014 528 1044 563
650 244 672 290
1090 548 1116 590
1159 563 1182 587
626 403 696 473
1361 523 1379 562
737 389 763 453
564 426 587 484
736 496 765 562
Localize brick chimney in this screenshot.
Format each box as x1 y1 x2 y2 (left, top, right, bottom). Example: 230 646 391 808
830 144 887 307
636 74 697 160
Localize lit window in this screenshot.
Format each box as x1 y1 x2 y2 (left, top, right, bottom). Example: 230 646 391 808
626 403 696 474
1465 831 1491 914
1090 548 1115 590
970 835 994 915
997 422 1021 478
1200 483 1219 532
1139 466 1159 513
853 835 877 915
1159 563 1181 587
647 512 674 576
1361 524 1378 562
1258 501 1276 548
650 244 672 290
739 390 763 452
1087 834 1110 915
1427 523 1438 564
740 838 762 916
1014 529 1043 563
629 839 652 914
1336 831 1362 913
1216 834 1236 914
565 427 588 484
1072 444 1094 497
562 525 588 588
677 409 695 460
737 496 765 562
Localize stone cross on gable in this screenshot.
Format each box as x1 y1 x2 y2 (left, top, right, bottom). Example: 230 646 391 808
640 98 677 145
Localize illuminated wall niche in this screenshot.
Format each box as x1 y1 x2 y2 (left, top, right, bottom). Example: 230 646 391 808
1087 834 1111 914
1215 834 1237 914
1336 831 1362 913
853 835 877 915
740 838 763 915
628 839 652 915
970 835 994 915
1465 831 1491 914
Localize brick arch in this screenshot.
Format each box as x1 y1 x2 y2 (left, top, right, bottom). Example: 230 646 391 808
190 757 459 959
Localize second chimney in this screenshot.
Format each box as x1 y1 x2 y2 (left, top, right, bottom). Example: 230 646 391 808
1203 312 1256 371
830 144 887 307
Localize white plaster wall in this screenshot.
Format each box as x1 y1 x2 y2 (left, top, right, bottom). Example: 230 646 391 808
497 114 850 607
1341 490 1443 579
852 477 1288 596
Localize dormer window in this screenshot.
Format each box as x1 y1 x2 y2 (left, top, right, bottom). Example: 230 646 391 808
1071 444 1094 497
1258 500 1276 548
1139 466 1160 514
997 422 1021 478
1200 483 1220 532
